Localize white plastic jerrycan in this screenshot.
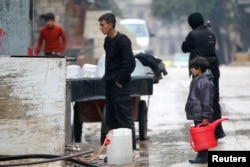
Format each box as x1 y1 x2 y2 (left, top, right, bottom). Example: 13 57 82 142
107 128 133 165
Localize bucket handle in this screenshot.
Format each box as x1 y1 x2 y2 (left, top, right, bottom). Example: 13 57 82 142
196 117 229 128
196 123 209 128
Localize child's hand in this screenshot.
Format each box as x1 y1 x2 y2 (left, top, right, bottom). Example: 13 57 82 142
201 119 209 125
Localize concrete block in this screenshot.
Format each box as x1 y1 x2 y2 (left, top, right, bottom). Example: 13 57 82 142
235 52 250 62
55 7 65 15
0 57 66 159
49 0 63 6
35 0 50 7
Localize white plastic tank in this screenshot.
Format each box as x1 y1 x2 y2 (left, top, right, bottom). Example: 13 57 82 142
107 128 133 165
97 54 153 77
81 64 98 78
96 54 105 77
67 64 99 78
66 65 81 78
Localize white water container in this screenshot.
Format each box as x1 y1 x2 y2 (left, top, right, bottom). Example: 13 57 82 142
107 128 133 165
81 64 98 78
66 65 81 78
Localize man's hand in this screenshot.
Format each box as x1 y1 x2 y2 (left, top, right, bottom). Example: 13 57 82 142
115 82 122 88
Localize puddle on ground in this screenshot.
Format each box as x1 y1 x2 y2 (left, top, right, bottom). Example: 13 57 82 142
65 122 200 167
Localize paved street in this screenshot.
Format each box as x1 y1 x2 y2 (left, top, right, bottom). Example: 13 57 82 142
139 65 250 167
75 65 250 167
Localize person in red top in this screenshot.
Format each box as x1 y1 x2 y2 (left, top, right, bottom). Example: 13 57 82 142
35 13 67 56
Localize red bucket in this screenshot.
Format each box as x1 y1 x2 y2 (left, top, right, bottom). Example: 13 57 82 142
189 117 229 152
190 123 217 152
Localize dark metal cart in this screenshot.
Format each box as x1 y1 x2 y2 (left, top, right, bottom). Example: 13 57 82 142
66 76 153 145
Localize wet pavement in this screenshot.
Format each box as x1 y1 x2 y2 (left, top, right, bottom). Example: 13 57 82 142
71 65 250 167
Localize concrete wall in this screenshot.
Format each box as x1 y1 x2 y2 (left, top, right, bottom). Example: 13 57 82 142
0 57 66 160
0 0 32 55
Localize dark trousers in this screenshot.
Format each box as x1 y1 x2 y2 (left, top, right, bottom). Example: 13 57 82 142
73 102 82 142
105 82 136 149
210 67 224 135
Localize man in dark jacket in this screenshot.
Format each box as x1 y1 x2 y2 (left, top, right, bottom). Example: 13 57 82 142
182 12 225 139
98 13 136 150
185 56 214 164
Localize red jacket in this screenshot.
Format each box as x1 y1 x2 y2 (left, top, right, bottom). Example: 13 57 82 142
35 24 67 55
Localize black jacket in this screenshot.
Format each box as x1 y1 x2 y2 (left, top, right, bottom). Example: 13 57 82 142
103 32 135 85
182 25 219 69
185 70 214 121
135 52 167 83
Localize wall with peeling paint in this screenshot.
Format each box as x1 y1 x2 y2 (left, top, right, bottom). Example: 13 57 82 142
0 57 66 158
0 0 32 55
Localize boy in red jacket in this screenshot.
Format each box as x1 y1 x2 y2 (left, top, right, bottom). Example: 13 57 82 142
35 13 67 56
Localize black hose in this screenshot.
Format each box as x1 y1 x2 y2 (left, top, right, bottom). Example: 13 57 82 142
0 154 97 167
0 152 99 167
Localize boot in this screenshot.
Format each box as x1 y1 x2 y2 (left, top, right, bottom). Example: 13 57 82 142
189 150 208 164
215 124 226 139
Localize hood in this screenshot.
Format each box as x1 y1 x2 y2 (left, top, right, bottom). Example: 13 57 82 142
188 12 204 29
203 70 214 80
